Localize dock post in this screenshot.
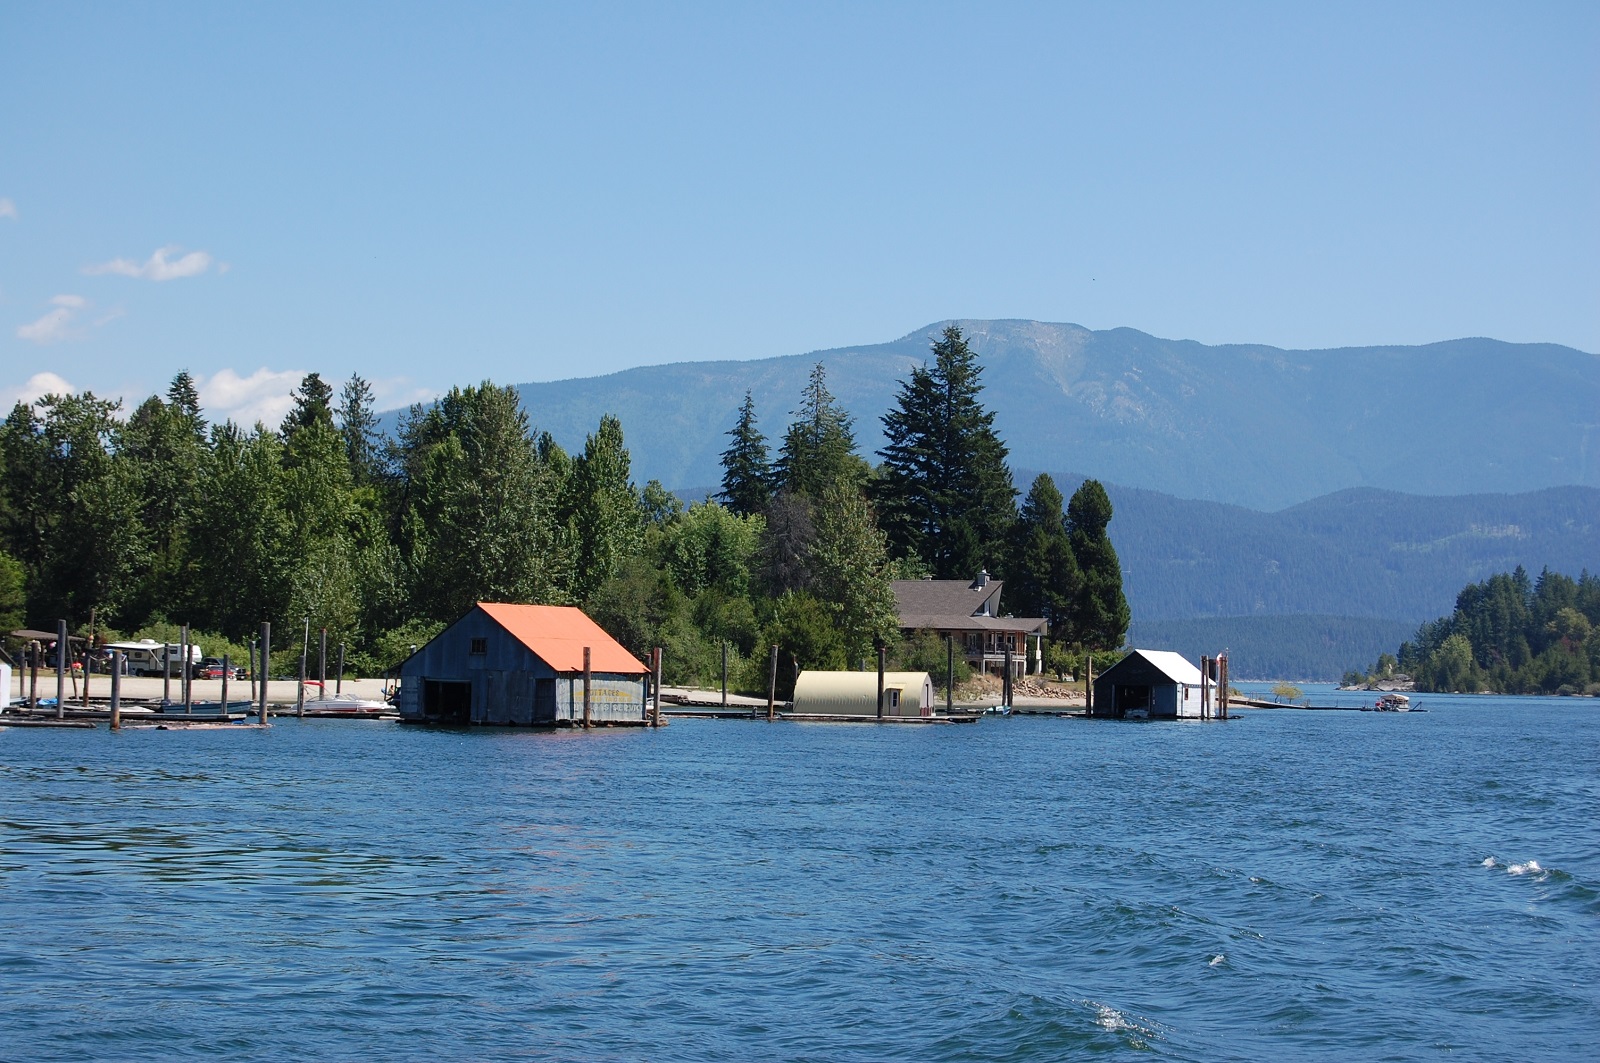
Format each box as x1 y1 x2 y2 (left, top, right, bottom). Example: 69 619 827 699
258 622 270 725
876 642 885 721
336 642 345 694
582 646 592 729
220 653 230 716
721 640 727 707
766 643 777 722
946 636 954 713
109 650 122 730
1201 656 1210 719
249 640 257 703
1004 645 1013 708
163 637 171 705
1085 654 1094 716
297 618 308 717
653 646 663 727
1219 654 1229 717
181 624 192 714
318 628 327 695
56 619 67 719
83 607 95 707
29 640 40 708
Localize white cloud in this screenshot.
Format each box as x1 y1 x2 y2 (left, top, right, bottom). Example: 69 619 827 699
16 294 91 344
0 197 16 220
85 245 214 281
0 371 76 410
198 367 306 429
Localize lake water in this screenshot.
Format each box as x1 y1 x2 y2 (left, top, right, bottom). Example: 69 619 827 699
3 692 1597 1061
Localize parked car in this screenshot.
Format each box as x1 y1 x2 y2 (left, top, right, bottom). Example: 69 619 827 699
198 657 246 680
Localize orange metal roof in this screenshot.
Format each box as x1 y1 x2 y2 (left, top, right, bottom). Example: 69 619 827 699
476 602 648 675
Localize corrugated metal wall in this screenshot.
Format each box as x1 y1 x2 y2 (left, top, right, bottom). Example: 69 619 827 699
399 607 647 725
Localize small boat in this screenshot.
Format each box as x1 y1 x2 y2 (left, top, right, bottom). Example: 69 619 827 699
299 693 396 717
1374 693 1412 712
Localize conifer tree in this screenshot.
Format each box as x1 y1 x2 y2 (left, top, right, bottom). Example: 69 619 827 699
806 482 901 664
337 373 382 485
718 391 772 517
876 325 1016 579
564 414 645 604
775 363 864 498
1066 479 1129 649
281 372 335 437
1008 474 1082 636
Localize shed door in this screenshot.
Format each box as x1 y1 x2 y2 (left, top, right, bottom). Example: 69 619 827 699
534 679 556 725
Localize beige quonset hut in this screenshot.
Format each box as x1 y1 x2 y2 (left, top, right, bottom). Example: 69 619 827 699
791 671 935 718
398 602 650 726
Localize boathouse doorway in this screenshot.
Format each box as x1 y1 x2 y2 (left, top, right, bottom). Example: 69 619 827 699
424 680 472 723
1114 684 1152 718
533 678 556 725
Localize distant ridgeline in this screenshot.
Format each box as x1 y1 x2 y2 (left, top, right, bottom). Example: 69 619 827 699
486 319 1600 511
1353 568 1600 695
1039 478 1598 680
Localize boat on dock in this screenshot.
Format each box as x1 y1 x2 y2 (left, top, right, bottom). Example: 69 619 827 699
297 693 397 718
1370 693 1422 712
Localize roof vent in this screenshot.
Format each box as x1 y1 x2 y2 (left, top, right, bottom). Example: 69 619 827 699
972 569 990 589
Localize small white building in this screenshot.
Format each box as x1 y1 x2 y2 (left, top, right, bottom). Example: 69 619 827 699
791 671 935 718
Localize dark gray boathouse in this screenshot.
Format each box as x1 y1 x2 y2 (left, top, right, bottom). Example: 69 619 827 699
398 602 650 725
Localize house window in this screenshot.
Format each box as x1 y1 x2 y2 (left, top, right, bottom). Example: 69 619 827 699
470 638 487 655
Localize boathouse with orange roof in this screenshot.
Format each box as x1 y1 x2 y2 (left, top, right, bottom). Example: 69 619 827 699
397 602 650 726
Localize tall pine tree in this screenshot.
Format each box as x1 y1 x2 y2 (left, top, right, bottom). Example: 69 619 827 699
717 391 771 517
774 363 863 498
1007 474 1082 636
1066 479 1129 649
876 326 1016 579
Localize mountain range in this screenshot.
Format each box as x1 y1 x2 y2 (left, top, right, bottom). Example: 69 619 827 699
386 320 1600 676
502 319 1600 511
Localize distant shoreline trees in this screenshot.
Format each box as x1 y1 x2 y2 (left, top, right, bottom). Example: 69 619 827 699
1356 566 1600 694
0 327 1132 684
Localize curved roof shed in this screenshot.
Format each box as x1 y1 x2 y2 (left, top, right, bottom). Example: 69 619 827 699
791 671 934 718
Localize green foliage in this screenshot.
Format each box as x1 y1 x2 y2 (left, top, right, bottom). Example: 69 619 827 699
1378 566 1600 693
895 628 971 691
775 363 865 498
564 414 644 604
875 326 1017 579
337 373 381 485
752 592 848 699
1271 682 1303 702
1008 474 1082 637
805 482 900 664
1067 479 1129 650
0 548 26 634
718 391 772 517
660 501 763 597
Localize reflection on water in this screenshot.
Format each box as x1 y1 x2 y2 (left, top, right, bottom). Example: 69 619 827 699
2 697 1598 1061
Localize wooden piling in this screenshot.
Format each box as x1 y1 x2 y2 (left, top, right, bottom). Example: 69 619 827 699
720 640 728 707
220 653 230 713
297 618 309 717
946 635 954 713
1004 645 1014 708
249 639 258 704
55 619 66 720
582 646 592 729
181 623 192 714
258 622 270 725
1201 655 1211 719
83 607 95 708
163 637 172 705
318 628 327 692
876 643 885 721
766 643 778 722
28 639 39 708
109 650 122 730
1085 654 1094 715
652 646 663 727
336 642 345 694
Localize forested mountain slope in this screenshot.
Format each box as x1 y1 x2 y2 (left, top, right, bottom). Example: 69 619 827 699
490 319 1600 510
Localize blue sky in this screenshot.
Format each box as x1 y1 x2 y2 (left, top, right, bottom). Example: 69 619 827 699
2 2 1596 426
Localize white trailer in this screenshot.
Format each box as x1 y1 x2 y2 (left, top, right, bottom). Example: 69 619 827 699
105 639 202 677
